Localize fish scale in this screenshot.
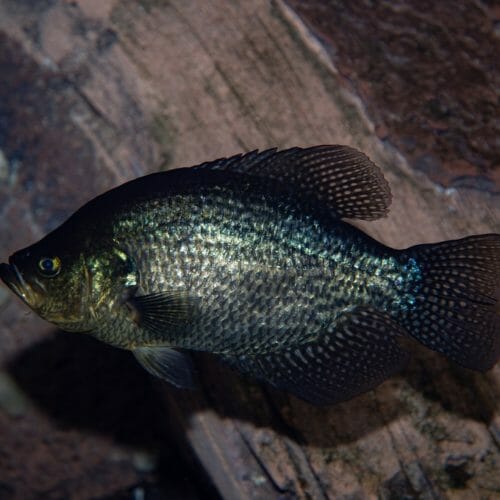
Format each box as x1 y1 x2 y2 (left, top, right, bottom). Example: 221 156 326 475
1 145 498 405
109 183 413 356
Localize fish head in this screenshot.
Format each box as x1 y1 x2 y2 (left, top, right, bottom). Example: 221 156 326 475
0 236 98 331
0 229 141 333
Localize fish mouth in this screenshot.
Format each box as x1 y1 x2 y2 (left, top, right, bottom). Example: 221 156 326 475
0 259 42 308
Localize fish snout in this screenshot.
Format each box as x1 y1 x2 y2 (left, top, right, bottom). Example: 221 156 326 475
0 261 19 290
0 260 43 308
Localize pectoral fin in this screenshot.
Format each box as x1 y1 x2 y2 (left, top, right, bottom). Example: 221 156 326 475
134 346 197 389
127 290 198 335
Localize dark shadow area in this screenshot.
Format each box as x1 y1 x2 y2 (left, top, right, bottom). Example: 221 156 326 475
9 330 167 444
9 326 496 452
188 352 409 447
7 330 410 449
7 331 220 500
187 348 498 448
402 343 498 423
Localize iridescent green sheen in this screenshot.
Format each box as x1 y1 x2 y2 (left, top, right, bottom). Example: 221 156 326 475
84 176 416 355
1 146 498 405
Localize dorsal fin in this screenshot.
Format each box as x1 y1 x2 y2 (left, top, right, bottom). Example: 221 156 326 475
193 145 392 220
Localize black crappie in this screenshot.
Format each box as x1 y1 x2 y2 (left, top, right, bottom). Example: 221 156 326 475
1 146 499 405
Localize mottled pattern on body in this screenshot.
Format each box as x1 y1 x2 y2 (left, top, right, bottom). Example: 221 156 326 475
1 146 498 405
97 180 416 356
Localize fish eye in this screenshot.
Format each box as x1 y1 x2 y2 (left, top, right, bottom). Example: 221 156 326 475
38 256 61 277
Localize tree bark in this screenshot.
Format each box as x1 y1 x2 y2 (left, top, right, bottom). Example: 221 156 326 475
0 1 498 498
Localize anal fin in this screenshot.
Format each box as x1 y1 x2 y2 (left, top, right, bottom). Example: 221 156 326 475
222 307 409 405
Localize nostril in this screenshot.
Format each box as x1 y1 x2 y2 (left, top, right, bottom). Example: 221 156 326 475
8 254 20 267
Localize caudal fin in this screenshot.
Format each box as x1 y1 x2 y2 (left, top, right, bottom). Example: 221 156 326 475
402 234 500 371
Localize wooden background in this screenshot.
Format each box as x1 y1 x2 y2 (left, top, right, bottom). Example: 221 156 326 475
0 1 498 498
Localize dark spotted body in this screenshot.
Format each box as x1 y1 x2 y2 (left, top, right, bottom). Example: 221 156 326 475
95 174 419 353
1 146 498 404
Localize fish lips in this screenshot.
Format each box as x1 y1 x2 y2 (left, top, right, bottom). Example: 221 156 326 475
0 259 37 306
0 260 19 292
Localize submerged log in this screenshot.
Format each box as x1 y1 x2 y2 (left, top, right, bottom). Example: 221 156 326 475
0 1 498 498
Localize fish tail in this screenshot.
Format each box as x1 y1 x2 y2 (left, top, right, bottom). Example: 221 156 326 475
401 234 500 371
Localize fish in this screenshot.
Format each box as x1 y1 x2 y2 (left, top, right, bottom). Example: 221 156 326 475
0 145 499 405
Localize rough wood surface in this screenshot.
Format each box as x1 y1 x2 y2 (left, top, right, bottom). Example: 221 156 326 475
0 1 498 498
287 0 500 192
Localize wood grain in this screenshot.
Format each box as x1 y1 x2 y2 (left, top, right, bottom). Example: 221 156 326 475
0 1 498 498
